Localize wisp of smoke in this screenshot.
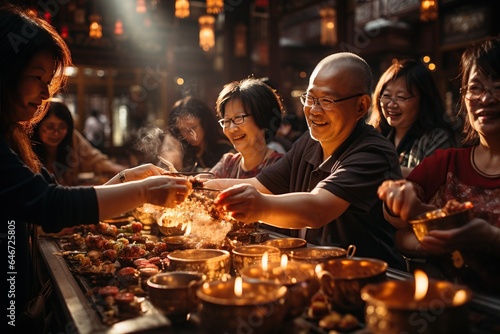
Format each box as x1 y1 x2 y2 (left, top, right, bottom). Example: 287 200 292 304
133 126 164 162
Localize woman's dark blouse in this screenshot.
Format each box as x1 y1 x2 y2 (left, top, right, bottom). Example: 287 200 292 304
0 133 98 313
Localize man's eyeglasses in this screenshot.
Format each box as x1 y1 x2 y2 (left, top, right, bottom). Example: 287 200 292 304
218 114 253 128
299 93 364 111
41 124 68 134
461 83 500 101
379 95 417 105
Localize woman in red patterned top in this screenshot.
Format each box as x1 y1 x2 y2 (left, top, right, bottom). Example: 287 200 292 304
210 77 285 179
377 37 500 295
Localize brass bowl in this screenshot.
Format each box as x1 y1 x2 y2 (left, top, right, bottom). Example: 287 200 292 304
232 245 281 275
260 238 307 253
147 272 205 323
319 257 388 314
196 278 287 334
240 261 320 318
167 249 231 281
408 205 473 242
361 280 472 334
289 245 356 265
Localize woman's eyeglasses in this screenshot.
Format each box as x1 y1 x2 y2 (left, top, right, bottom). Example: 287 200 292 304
461 83 500 101
218 114 253 128
379 95 417 105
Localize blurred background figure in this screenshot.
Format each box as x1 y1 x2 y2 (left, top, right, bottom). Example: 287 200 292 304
32 99 127 185
368 59 458 177
211 77 285 178
83 109 109 150
159 96 233 172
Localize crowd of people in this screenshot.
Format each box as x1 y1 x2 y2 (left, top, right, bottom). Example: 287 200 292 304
1 3 499 333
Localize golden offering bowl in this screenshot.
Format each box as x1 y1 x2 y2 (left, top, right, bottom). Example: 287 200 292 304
260 237 307 253
167 249 231 281
318 257 388 314
289 245 356 264
147 272 205 323
361 279 472 334
240 261 320 318
196 278 287 334
232 245 281 275
408 205 473 242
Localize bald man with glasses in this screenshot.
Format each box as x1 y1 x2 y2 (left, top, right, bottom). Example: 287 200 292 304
206 52 405 270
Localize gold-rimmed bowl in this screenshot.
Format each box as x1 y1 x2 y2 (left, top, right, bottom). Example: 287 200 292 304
232 245 281 275
289 245 356 264
408 204 473 242
260 238 307 253
318 257 388 314
196 278 287 334
147 271 205 323
167 249 231 281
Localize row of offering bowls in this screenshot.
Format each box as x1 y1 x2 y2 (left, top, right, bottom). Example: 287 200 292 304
145 237 473 333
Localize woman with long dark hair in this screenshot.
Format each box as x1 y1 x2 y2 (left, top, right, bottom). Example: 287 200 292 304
368 59 458 176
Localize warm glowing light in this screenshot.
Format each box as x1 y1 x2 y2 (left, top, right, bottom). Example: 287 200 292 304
320 7 336 46
315 264 322 276
199 15 215 52
299 71 307 79
43 12 51 23
114 20 123 35
60 25 69 39
206 0 223 14
234 277 243 297
184 222 192 236
428 63 436 71
422 55 431 63
420 0 438 22
414 270 429 301
261 251 269 271
175 0 190 19
136 0 147 13
89 22 102 39
280 254 288 270
64 67 78 77
176 77 185 85
452 290 468 306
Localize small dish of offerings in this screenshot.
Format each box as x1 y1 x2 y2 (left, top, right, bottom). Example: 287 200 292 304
408 199 474 242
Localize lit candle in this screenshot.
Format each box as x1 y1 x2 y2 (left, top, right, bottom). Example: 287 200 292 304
413 269 428 301
234 277 243 297
361 270 473 334
261 251 269 278
280 254 288 270
196 277 288 333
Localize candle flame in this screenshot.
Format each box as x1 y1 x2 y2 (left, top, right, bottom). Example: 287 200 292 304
234 277 243 297
452 289 467 306
184 222 192 236
414 270 429 301
315 264 322 276
280 254 288 270
261 251 269 271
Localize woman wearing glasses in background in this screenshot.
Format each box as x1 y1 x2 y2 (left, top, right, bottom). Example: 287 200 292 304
368 59 458 177
378 38 500 294
32 99 127 185
210 77 285 179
